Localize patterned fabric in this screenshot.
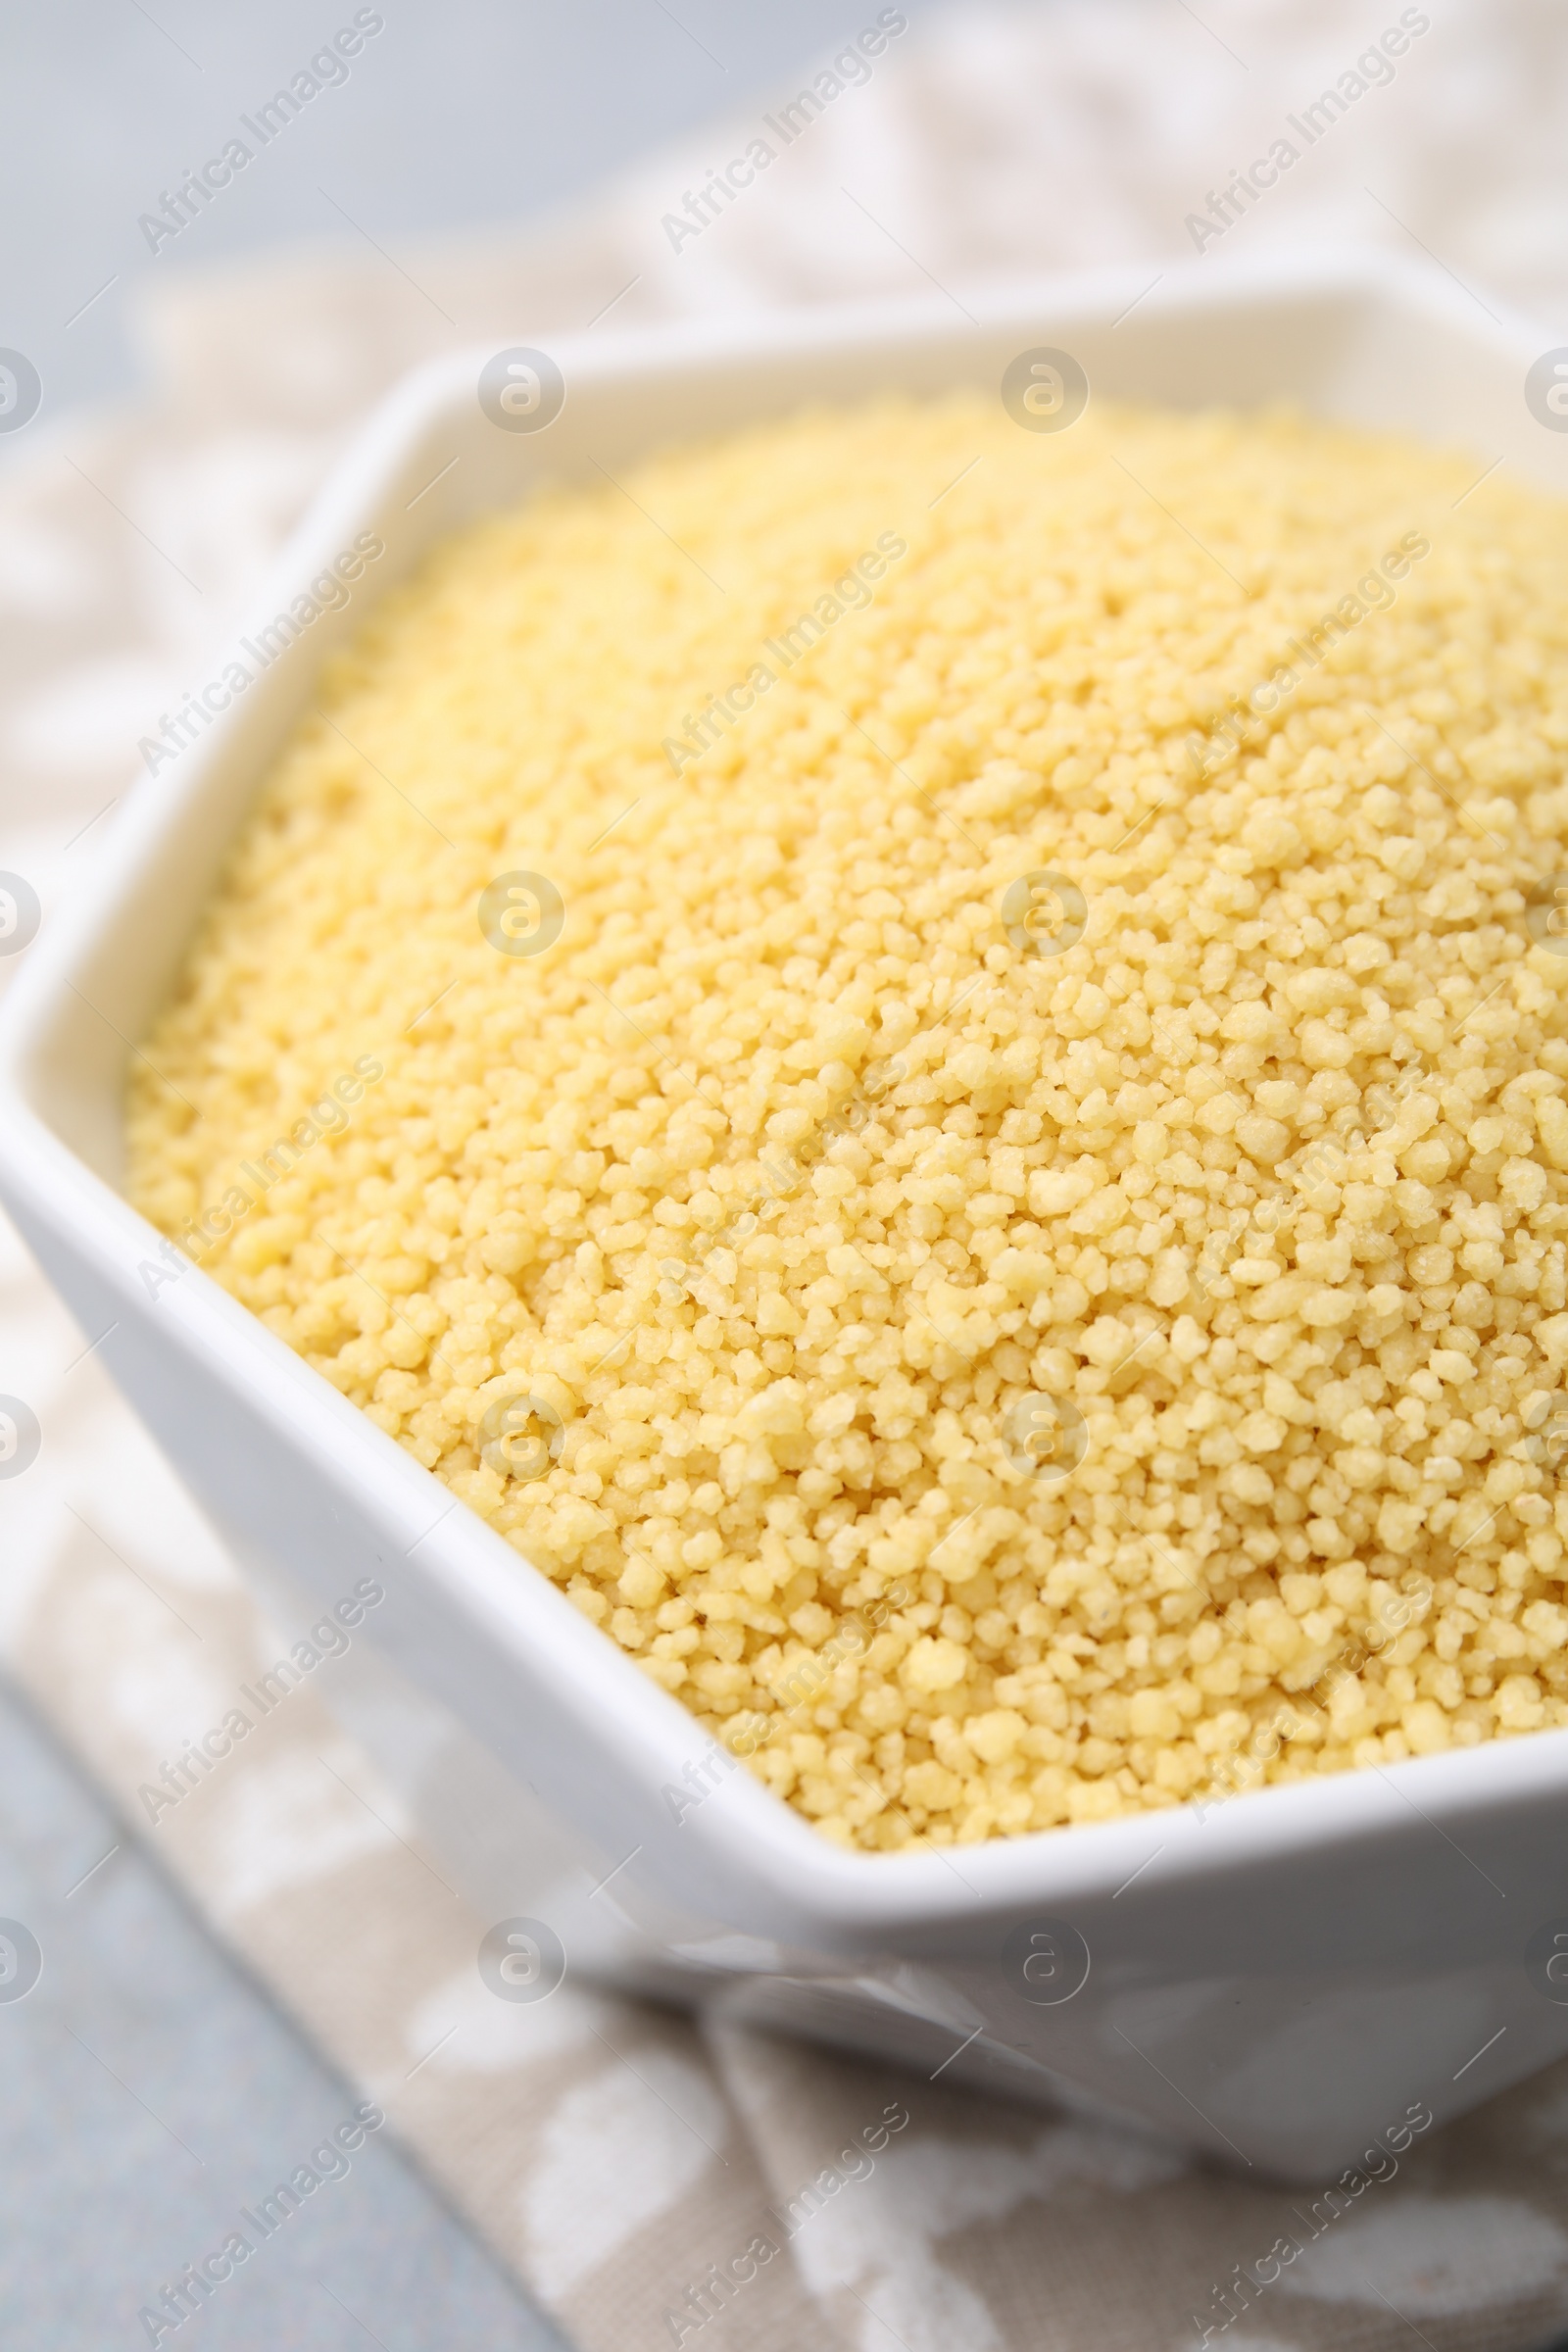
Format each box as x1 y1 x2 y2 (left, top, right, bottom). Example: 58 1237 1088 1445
4 4 1568 2343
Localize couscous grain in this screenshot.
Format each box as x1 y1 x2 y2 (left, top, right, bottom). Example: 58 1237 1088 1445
126 390 1568 1848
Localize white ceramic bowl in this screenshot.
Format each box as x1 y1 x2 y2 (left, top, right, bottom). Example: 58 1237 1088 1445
5 247 1568 2183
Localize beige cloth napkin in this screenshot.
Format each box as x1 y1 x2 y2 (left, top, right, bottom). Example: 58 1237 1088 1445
8 4 1568 2345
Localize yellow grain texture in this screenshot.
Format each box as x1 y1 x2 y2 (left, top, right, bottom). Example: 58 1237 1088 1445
126 391 1568 1848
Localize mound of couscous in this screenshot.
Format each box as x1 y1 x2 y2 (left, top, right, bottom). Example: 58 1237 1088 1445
127 389 1568 1849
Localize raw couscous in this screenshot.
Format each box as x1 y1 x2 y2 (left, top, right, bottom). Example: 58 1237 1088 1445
126 388 1568 1849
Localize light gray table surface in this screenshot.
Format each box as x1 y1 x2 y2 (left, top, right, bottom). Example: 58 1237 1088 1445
0 0 863 416
0 1670 576 2348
